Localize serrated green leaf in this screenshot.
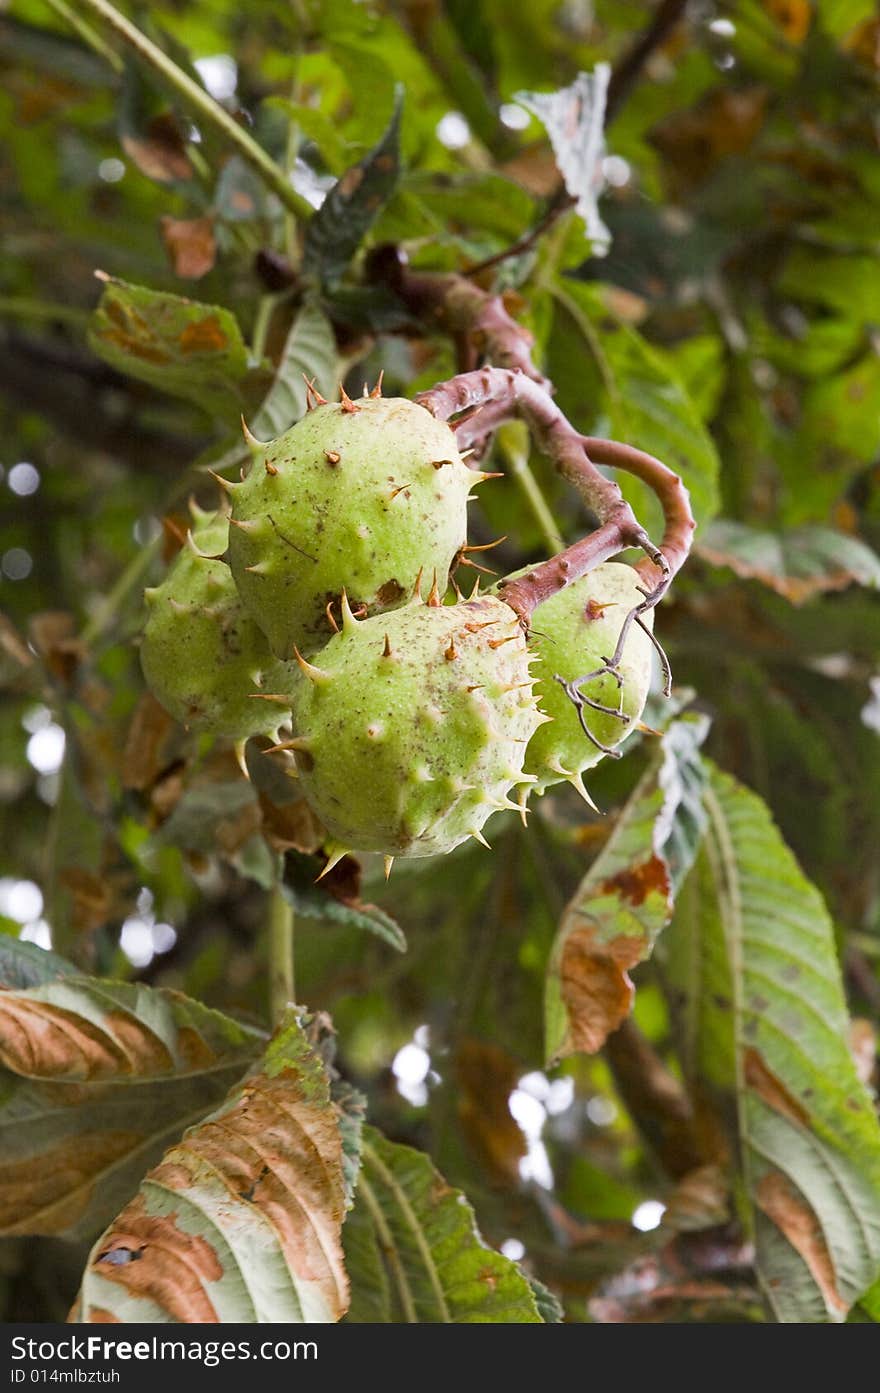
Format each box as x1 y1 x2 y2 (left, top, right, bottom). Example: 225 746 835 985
251 299 337 440
545 714 709 1062
73 1009 349 1322
699 521 880 603
303 92 403 287
283 852 406 952
88 277 248 421
343 1125 544 1322
0 973 263 1239
660 764 880 1322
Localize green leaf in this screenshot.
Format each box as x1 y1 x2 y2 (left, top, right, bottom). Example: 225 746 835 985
251 299 338 440
303 91 403 287
343 1125 544 1322
660 764 880 1322
0 973 263 1239
545 713 710 1063
283 852 406 953
778 246 880 326
818 0 877 39
0 937 77 991
782 351 880 523
699 521 880 603
550 281 721 534
88 276 248 422
73 1010 350 1322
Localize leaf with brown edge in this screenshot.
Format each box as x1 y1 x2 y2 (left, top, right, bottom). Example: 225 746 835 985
88 277 248 423
121 113 192 184
160 216 217 280
545 714 709 1062
756 1172 846 1318
660 764 880 1321
73 1010 351 1323
698 521 880 604
0 945 264 1240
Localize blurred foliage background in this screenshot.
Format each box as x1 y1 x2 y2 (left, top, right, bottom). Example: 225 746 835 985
1 0 879 1324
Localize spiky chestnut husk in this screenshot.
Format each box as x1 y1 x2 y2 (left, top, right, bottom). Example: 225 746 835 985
289 593 544 859
140 507 297 739
227 396 480 657
516 562 654 798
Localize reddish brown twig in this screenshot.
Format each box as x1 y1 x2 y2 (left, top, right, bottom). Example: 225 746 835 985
417 365 694 730
415 366 693 619
366 245 550 388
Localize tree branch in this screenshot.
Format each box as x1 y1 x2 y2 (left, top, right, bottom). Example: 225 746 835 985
416 365 694 625
605 0 689 123
70 0 315 222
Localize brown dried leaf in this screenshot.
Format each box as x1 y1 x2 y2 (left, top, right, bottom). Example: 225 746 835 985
122 692 177 792
121 113 192 184
160 216 217 280
259 792 325 855
0 612 35 670
28 612 86 685
456 1039 526 1187
559 930 640 1055
661 1164 730 1233
56 868 114 935
763 0 811 44
756 1172 847 1316
75 1013 349 1323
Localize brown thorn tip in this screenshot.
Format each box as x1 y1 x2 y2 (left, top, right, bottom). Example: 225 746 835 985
324 449 340 465
636 720 663 737
413 566 424 601
370 370 385 398
325 599 340 634
293 646 331 683
206 469 235 493
382 633 393 658
488 635 517 650
240 416 264 451
445 639 457 661
475 471 503 482
302 374 328 406
339 384 360 414
383 854 394 880
463 536 507 554
264 459 279 476
458 556 498 575
427 571 441 607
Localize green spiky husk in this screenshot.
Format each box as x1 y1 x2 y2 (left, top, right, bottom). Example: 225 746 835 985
289 596 542 857
140 509 297 739
228 397 476 657
520 562 654 794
